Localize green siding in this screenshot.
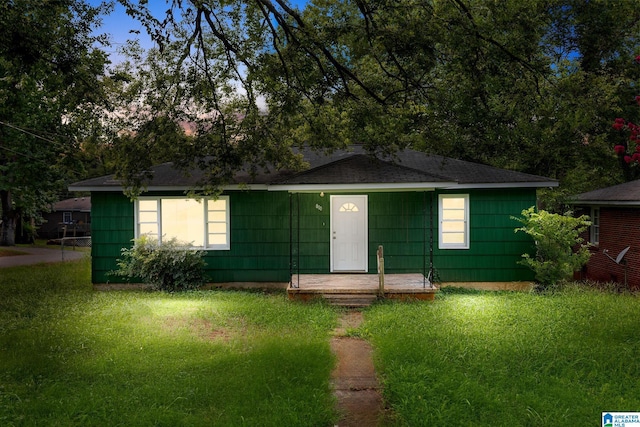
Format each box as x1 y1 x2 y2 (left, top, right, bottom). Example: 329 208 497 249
90 188 537 284
204 191 290 282
90 191 291 283
368 193 430 274
91 192 134 283
290 192 430 274
291 193 330 273
433 189 536 282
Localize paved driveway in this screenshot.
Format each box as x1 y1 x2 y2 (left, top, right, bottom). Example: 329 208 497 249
0 247 86 268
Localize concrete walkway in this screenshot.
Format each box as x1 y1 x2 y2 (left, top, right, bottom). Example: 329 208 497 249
331 311 387 426
0 246 86 268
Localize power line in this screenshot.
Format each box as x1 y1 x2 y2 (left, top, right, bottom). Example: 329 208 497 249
0 143 41 161
0 120 59 145
0 120 73 162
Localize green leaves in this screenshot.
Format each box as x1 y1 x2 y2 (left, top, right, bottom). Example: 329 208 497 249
103 0 640 201
0 0 110 245
112 236 208 292
514 207 591 287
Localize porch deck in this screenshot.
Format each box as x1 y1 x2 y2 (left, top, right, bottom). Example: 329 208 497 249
287 274 437 306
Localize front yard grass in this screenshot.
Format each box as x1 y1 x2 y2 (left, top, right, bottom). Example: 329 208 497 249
0 259 339 426
3 259 640 427
362 286 640 426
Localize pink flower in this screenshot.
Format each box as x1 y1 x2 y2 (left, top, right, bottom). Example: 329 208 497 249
625 155 632 163
636 95 640 105
614 145 626 154
613 118 626 130
632 153 640 162
636 55 640 64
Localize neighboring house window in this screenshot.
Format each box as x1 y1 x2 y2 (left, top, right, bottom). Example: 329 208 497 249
135 197 230 250
63 212 73 224
590 207 600 245
439 194 469 249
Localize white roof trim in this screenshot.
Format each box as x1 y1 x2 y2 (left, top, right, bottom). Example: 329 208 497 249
68 184 270 192
267 181 557 192
441 181 559 189
70 180 557 193
266 182 456 192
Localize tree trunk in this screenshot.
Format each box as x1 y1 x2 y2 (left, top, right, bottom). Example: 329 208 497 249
1 190 17 246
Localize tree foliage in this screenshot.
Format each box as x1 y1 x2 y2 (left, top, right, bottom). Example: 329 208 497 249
0 0 109 245
610 56 640 181
514 207 591 288
105 0 639 202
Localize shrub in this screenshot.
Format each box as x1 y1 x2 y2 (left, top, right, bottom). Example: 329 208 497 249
513 207 591 288
113 236 207 291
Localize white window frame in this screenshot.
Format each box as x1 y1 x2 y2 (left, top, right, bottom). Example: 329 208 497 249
438 194 470 250
590 207 600 246
134 196 230 250
62 212 73 224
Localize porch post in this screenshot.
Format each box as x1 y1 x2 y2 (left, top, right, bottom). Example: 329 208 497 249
377 245 385 297
297 193 300 287
423 191 435 288
423 192 427 287
429 191 435 287
289 193 301 288
289 193 293 287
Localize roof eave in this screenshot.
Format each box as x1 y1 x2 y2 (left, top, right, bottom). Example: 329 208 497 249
268 182 453 192
442 181 559 189
68 184 270 192
569 200 640 207
71 180 557 193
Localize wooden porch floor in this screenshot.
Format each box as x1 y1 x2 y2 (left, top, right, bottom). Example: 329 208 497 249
288 274 437 306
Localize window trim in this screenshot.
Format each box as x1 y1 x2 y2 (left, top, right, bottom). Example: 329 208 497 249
134 196 230 250
438 194 470 250
590 207 600 246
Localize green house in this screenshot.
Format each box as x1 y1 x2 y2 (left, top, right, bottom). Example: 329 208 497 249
69 147 557 287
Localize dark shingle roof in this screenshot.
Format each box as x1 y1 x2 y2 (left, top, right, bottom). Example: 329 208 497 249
52 197 91 212
376 150 552 185
69 146 557 191
571 180 640 206
275 154 451 185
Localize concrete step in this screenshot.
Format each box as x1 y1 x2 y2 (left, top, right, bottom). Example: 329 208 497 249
323 293 379 307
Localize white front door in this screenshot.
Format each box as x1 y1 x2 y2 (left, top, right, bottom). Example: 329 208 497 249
331 195 368 272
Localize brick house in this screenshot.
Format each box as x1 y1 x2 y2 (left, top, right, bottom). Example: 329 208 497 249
571 180 640 289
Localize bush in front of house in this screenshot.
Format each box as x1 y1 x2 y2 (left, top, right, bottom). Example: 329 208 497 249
113 236 207 291
514 207 591 288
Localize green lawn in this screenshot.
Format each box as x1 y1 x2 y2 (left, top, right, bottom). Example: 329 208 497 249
362 287 640 426
3 260 639 427
0 259 339 426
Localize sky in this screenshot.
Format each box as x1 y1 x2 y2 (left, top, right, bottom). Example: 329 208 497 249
90 1 158 62
91 0 309 64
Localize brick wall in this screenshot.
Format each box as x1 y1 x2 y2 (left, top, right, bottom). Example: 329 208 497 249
580 207 640 289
